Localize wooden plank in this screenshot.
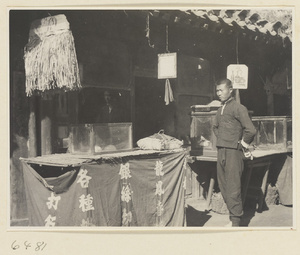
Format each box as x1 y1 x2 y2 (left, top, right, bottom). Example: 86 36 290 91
20 149 185 167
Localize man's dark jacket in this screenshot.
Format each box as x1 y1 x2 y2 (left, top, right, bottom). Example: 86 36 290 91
212 97 256 149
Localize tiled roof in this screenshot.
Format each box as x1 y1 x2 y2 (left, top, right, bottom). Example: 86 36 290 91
191 9 292 42
152 9 292 44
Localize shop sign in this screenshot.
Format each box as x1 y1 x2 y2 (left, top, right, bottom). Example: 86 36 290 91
227 64 248 89
158 52 177 79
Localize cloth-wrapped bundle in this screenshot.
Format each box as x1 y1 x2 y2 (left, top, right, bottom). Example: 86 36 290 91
24 14 81 96
137 130 183 150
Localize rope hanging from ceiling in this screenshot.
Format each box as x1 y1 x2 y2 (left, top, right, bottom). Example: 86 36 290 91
145 13 155 48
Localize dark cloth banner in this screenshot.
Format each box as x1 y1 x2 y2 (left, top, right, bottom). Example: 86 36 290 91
22 150 187 227
276 155 293 205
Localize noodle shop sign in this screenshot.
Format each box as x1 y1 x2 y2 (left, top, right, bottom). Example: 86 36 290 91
226 64 248 89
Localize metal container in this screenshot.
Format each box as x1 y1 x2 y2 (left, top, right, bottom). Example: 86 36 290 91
251 116 292 152
69 123 133 154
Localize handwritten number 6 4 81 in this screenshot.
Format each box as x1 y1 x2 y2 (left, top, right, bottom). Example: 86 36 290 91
11 240 47 251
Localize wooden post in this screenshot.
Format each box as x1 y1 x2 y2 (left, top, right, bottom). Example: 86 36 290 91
235 89 241 104
206 177 215 210
28 96 38 157
265 77 274 116
40 95 53 155
130 59 135 143
267 92 274 116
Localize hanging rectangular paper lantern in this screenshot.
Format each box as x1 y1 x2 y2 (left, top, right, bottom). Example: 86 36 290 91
227 64 248 89
24 14 81 96
158 53 177 79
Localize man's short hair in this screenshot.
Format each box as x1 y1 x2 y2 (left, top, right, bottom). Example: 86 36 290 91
215 78 233 89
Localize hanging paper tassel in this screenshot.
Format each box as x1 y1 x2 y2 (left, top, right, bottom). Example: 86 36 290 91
164 78 174 105
24 14 81 96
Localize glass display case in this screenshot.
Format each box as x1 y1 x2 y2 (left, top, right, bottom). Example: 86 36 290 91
251 116 292 152
190 105 254 157
190 111 218 157
69 123 133 154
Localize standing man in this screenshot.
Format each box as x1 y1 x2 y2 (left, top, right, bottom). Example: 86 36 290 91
212 79 256 227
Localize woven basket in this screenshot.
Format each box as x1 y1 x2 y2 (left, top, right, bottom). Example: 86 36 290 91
265 184 279 205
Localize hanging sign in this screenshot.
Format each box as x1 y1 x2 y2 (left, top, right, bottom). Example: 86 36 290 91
158 53 177 79
227 64 248 89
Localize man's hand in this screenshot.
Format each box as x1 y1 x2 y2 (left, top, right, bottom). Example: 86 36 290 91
242 146 253 160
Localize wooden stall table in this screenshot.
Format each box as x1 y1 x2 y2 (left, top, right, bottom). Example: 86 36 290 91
188 149 290 213
21 148 188 227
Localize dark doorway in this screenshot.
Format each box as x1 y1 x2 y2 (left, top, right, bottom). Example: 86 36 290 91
274 94 292 116
134 77 171 143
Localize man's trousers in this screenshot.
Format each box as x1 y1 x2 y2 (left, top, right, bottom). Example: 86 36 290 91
217 147 244 225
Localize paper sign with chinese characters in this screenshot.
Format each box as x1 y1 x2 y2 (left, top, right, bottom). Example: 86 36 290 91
227 64 248 89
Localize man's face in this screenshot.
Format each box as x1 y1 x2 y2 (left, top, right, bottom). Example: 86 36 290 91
104 92 111 104
216 83 232 102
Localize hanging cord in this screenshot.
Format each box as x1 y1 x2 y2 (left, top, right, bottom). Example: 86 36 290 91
286 65 289 88
235 34 241 103
166 24 170 53
236 35 239 64
164 24 174 105
145 13 154 48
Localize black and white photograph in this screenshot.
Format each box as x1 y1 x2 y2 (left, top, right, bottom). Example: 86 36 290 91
9 8 294 228
2 1 300 254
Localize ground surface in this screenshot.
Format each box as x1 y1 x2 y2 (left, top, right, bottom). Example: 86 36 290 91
186 197 293 228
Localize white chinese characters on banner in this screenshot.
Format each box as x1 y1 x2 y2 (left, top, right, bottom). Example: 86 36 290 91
155 181 165 196
183 157 187 170
183 176 187 190
77 168 92 188
119 162 133 226
81 218 95 227
119 162 131 180
154 160 164 176
121 185 133 203
45 215 56 227
156 201 164 217
46 192 61 210
79 194 95 212
122 208 133 226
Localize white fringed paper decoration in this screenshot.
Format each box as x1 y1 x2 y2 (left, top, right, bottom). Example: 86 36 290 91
24 14 81 96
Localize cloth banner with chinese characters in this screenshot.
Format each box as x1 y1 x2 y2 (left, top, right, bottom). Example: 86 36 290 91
22 150 187 227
